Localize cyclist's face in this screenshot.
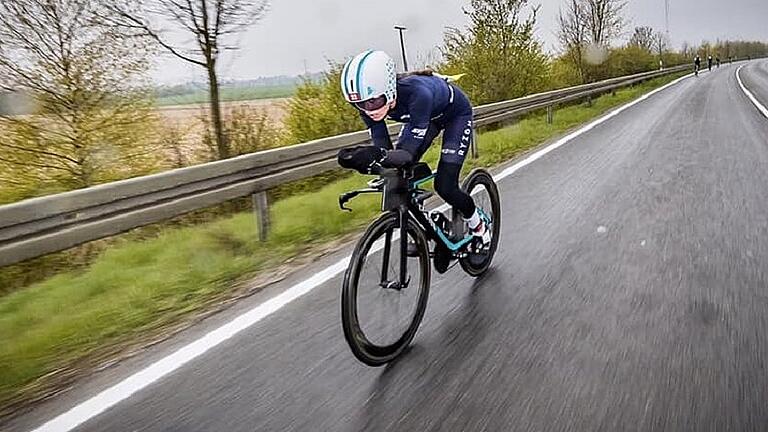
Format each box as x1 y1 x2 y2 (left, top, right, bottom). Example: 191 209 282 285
364 98 395 122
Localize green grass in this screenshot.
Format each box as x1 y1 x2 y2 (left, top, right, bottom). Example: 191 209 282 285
155 85 296 107
0 72 685 408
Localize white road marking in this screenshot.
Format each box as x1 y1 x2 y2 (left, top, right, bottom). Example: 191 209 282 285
737 64 768 119
29 72 691 432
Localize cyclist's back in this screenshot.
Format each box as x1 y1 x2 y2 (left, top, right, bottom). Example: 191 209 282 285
391 74 454 118
361 73 473 163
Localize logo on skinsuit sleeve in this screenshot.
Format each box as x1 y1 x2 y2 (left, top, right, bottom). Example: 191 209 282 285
458 120 472 157
411 127 428 139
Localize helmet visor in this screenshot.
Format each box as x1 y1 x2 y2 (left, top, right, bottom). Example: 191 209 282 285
354 95 387 112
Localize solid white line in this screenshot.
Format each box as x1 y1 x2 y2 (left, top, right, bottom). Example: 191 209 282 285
29 71 691 432
736 64 768 119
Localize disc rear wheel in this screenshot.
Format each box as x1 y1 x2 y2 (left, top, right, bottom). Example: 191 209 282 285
458 169 501 277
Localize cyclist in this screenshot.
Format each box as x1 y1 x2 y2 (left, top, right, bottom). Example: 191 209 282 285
707 55 713 71
694 55 701 76
338 50 489 244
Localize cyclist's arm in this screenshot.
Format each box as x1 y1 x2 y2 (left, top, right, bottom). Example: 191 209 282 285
361 113 393 150
387 86 434 166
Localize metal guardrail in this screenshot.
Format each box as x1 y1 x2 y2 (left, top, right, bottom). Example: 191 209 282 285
0 65 689 267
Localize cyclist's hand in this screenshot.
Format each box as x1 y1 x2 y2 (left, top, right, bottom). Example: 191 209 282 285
381 149 415 168
337 145 387 174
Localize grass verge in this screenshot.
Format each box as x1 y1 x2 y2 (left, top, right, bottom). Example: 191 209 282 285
0 72 686 412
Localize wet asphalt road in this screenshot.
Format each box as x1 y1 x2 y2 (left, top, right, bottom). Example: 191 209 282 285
9 61 768 432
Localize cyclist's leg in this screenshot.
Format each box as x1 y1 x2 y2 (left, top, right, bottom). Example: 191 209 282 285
435 113 492 245
435 160 474 218
434 112 475 219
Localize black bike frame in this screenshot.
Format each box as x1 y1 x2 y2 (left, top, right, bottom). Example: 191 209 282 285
377 204 437 287
380 168 460 286
339 166 472 287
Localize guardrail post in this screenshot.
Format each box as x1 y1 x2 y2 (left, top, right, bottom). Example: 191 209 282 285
471 128 479 159
253 191 270 242
546 105 554 124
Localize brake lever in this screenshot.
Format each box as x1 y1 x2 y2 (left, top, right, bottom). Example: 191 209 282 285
339 186 382 212
339 191 360 212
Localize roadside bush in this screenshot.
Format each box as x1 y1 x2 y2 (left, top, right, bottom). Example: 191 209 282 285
201 105 287 160
439 0 551 105
604 45 658 77
284 64 361 143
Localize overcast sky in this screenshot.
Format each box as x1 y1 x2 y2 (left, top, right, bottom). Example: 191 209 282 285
151 0 768 84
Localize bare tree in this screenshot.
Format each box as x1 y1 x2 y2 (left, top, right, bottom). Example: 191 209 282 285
103 0 268 160
680 41 692 59
583 0 626 47
0 0 159 201
558 0 626 83
558 0 588 83
629 26 654 51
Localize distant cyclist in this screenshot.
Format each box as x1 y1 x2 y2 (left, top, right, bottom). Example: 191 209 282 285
694 55 701 76
716 56 721 68
337 50 490 244
707 55 713 71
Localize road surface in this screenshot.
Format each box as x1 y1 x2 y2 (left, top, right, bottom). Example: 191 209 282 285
7 60 768 432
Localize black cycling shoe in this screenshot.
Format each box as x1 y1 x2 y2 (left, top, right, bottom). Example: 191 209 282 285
408 241 451 272
433 243 452 273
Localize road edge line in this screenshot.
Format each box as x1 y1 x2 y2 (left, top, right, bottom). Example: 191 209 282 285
736 64 768 119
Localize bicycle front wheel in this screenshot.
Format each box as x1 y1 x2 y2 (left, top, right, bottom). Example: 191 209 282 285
341 211 431 366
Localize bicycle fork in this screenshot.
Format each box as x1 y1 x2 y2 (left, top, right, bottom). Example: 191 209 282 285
379 206 411 290
399 206 409 288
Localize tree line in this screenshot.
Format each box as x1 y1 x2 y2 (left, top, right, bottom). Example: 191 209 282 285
288 0 768 144
2 0 768 205
0 0 271 204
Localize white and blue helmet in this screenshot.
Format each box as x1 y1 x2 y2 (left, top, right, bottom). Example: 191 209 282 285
340 50 397 104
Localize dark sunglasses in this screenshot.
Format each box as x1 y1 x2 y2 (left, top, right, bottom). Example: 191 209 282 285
354 95 388 111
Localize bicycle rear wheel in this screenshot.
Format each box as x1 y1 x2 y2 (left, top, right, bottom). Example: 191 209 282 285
459 168 501 277
341 211 431 366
